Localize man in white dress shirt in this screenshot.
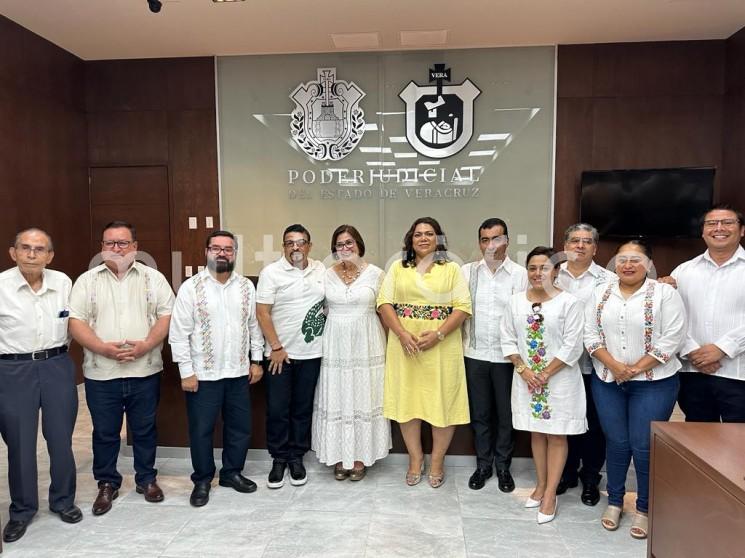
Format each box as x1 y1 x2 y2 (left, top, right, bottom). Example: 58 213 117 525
0 229 82 543
69 221 174 515
169 230 264 507
670 204 745 422
257 224 326 489
461 218 527 492
555 223 615 506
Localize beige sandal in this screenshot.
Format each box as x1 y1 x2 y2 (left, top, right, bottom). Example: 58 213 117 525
601 505 623 531
428 470 445 488
630 512 648 539
406 463 424 486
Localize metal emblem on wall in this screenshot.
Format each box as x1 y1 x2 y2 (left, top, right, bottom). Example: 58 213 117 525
399 64 481 159
290 68 366 161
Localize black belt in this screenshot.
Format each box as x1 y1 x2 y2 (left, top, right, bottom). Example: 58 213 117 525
0 345 68 361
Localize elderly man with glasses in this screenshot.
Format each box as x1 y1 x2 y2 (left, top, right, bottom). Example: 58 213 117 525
69 221 174 516
0 228 82 543
256 224 326 489
169 230 264 506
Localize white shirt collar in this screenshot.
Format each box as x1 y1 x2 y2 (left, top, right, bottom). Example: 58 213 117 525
12 267 57 294
560 260 605 280
475 255 515 275
702 245 745 267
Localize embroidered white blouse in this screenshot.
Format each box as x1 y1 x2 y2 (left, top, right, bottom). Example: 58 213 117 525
169 269 264 380
584 279 687 382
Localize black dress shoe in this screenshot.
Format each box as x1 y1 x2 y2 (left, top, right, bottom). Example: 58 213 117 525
2 519 29 543
468 467 492 490
219 472 258 493
555 477 578 495
190 481 211 507
496 469 515 493
581 481 601 506
288 461 307 486
52 505 83 523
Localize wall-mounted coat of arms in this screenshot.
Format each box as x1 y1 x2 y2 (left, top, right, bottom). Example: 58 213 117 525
290 68 366 161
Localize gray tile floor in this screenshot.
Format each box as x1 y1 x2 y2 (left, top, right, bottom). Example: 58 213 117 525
0 387 647 557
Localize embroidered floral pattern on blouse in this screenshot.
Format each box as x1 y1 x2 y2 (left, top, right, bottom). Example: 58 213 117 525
393 303 452 320
642 281 665 380
239 278 251 367
193 274 215 371
526 311 552 420
593 284 614 381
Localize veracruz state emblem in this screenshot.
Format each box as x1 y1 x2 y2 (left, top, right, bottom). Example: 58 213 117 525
399 64 481 159
290 68 366 161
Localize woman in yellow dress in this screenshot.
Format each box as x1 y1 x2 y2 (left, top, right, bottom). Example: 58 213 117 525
377 217 472 488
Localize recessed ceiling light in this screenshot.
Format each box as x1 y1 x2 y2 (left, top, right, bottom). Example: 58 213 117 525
400 29 448 47
330 32 380 50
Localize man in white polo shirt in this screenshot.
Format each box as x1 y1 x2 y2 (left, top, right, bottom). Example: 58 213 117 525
670 204 745 422
461 218 527 492
555 223 615 506
0 228 82 543
69 221 174 516
257 224 325 488
169 230 265 507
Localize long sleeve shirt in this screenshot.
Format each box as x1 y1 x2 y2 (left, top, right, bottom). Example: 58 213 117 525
169 269 264 380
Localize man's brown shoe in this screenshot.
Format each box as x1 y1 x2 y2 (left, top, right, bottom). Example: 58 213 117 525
136 481 164 503
92 483 118 516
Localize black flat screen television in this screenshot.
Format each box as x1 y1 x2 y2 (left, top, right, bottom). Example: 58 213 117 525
579 167 715 238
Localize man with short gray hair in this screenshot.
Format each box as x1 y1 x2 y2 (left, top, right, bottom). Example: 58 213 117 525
555 223 615 506
0 228 82 543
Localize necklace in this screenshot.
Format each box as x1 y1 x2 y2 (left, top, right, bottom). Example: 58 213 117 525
340 261 363 285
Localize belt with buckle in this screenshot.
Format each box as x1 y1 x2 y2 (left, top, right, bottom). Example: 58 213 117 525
0 345 68 361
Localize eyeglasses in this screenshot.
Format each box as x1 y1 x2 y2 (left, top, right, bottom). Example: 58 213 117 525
567 237 594 245
283 239 309 248
531 302 544 323
16 244 49 255
703 218 740 228
334 240 356 250
102 240 132 249
207 245 236 255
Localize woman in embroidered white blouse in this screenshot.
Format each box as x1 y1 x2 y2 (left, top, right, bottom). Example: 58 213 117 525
584 239 686 540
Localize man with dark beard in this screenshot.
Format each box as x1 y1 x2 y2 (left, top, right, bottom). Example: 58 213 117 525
169 230 265 506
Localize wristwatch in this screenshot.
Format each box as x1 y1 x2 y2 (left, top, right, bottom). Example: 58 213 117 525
515 364 528 375
436 330 445 341
250 360 263 365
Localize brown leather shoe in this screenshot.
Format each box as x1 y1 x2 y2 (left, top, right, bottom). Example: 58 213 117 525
92 483 119 516
135 481 164 503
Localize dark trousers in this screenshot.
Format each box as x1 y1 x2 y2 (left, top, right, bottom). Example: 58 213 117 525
0 354 78 522
562 373 606 485
592 373 679 513
185 376 252 483
464 358 514 471
84 372 161 488
678 372 745 423
265 357 321 462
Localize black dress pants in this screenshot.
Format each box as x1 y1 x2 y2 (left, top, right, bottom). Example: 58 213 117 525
678 372 745 422
562 373 606 485
465 358 514 471
0 354 78 522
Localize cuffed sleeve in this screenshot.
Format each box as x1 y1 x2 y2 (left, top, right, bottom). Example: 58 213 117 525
648 284 687 363
168 281 196 379
449 263 472 315
583 289 605 355
500 296 520 357
555 296 584 366
376 262 398 308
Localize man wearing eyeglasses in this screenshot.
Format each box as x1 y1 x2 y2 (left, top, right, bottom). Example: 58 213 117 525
669 204 745 423
461 218 527 492
69 221 174 515
555 223 615 506
0 229 82 543
256 224 325 488
169 231 264 506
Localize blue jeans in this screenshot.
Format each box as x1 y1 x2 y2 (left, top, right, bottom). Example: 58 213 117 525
591 373 679 513
85 372 161 488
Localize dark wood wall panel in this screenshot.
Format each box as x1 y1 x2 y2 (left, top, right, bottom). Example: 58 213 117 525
555 41 727 275
0 16 89 280
723 28 745 213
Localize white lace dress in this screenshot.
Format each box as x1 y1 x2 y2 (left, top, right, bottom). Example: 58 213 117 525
312 264 391 468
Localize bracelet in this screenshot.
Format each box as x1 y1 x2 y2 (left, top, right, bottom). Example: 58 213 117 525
436 330 445 342
270 346 283 352
515 364 528 375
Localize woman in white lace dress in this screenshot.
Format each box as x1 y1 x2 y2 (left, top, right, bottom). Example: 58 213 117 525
312 225 391 480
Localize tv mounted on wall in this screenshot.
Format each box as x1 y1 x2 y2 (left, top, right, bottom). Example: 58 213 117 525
579 167 715 239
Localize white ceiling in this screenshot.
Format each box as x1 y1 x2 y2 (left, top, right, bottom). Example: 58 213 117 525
2 0 744 61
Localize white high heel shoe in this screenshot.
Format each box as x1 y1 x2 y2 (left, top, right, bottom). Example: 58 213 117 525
537 499 558 524
524 496 542 509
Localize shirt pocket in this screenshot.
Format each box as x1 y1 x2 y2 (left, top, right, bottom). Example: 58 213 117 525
53 315 70 343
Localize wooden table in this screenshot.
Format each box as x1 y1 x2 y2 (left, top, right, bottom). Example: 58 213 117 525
649 422 745 558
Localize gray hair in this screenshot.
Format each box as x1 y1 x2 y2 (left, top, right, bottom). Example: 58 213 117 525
564 223 599 244
14 228 54 251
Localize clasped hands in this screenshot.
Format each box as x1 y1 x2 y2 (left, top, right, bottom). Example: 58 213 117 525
687 344 724 374
100 339 151 362
398 329 440 355
608 360 643 383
